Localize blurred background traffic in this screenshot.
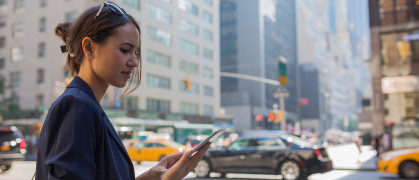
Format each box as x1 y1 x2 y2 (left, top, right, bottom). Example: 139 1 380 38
1 0 419 179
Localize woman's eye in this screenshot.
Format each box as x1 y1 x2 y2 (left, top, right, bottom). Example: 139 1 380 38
120 49 129 53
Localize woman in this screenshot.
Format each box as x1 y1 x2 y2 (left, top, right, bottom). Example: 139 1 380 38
35 1 210 180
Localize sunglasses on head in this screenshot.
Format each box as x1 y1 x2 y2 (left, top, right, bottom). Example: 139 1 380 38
94 1 127 20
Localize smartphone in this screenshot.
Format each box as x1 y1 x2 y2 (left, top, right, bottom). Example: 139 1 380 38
192 128 225 152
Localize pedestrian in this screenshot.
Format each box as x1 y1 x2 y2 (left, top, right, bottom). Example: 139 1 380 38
35 1 210 180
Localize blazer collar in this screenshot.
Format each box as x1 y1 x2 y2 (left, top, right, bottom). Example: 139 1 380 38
66 76 100 106
68 77 134 175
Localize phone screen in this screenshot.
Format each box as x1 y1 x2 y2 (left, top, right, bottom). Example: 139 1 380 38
192 128 225 152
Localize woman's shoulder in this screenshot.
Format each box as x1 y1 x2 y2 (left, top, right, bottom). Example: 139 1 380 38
51 88 101 112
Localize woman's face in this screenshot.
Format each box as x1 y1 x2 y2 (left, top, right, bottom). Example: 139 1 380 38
92 22 140 88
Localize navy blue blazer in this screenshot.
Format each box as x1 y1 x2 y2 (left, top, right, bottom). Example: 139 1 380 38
36 76 135 180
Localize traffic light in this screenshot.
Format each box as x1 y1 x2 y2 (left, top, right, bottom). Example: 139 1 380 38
274 110 283 123
268 113 275 122
278 57 287 85
268 110 283 123
184 77 190 90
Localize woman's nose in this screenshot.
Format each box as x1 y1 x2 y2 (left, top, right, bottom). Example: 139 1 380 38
128 55 139 67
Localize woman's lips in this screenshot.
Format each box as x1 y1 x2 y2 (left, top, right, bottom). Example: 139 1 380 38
122 71 131 78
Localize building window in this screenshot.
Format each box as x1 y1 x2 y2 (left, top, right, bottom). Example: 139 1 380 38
0 18 5 28
13 0 24 14
147 98 170 112
39 17 46 32
37 69 44 84
203 86 213 97
65 11 78 22
203 66 213 79
124 96 138 109
0 36 5 49
38 42 45 58
147 26 171 46
180 60 199 74
123 0 140 10
203 105 213 116
147 50 171 67
159 0 171 3
203 29 213 42
147 4 171 24
147 74 171 89
180 80 199 94
0 58 4 70
180 102 198 115
178 0 198 16
12 23 24 38
203 48 213 59
40 0 47 7
202 10 213 24
178 19 198 36
179 38 198 55
202 0 212 6
0 0 7 6
36 94 44 112
10 71 20 88
11 46 23 62
63 66 70 78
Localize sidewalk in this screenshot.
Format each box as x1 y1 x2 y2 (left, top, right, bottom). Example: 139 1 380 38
327 144 377 171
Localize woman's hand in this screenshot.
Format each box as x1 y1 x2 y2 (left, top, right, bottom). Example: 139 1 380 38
135 142 211 180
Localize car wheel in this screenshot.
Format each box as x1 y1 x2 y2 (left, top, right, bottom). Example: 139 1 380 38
399 161 419 179
194 159 211 178
3 165 11 171
279 160 303 180
159 155 166 162
0 164 11 172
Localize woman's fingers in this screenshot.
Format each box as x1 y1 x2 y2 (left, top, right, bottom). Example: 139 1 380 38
190 142 211 161
162 152 184 167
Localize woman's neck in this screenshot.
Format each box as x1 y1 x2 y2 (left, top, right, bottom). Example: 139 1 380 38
77 72 109 103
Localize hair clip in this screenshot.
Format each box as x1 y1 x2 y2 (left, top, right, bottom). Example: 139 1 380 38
60 45 68 53
60 45 75 58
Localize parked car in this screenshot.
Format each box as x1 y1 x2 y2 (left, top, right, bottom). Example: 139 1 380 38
0 126 26 172
194 134 332 180
377 148 419 179
126 139 185 164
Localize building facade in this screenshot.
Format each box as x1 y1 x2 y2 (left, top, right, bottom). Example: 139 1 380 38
369 0 419 136
0 0 221 124
297 0 371 134
220 0 298 132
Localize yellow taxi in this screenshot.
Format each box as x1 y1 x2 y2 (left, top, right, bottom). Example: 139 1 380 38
377 148 419 179
126 139 185 164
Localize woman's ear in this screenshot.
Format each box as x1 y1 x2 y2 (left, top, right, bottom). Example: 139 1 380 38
82 37 95 59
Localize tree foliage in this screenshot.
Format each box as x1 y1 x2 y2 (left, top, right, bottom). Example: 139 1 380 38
0 75 32 120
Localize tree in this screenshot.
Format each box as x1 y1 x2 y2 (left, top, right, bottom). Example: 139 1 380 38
0 75 31 120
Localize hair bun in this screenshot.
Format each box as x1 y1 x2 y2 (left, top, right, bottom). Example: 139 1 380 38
55 22 72 42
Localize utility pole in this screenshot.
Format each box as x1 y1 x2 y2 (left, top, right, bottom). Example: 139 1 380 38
274 56 289 131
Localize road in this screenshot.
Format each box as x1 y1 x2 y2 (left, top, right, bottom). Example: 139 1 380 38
0 161 404 180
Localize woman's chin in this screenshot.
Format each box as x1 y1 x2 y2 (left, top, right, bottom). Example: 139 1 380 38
112 82 127 88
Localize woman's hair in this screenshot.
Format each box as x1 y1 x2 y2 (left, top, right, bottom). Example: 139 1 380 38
55 3 141 95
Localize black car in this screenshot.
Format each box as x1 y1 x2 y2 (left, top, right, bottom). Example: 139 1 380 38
194 133 332 180
0 126 26 172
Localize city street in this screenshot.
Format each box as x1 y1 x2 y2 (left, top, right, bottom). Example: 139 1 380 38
0 145 407 180
0 161 403 180
0 145 406 180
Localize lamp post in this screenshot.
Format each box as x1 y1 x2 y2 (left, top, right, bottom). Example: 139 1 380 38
275 56 288 131
323 91 330 134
